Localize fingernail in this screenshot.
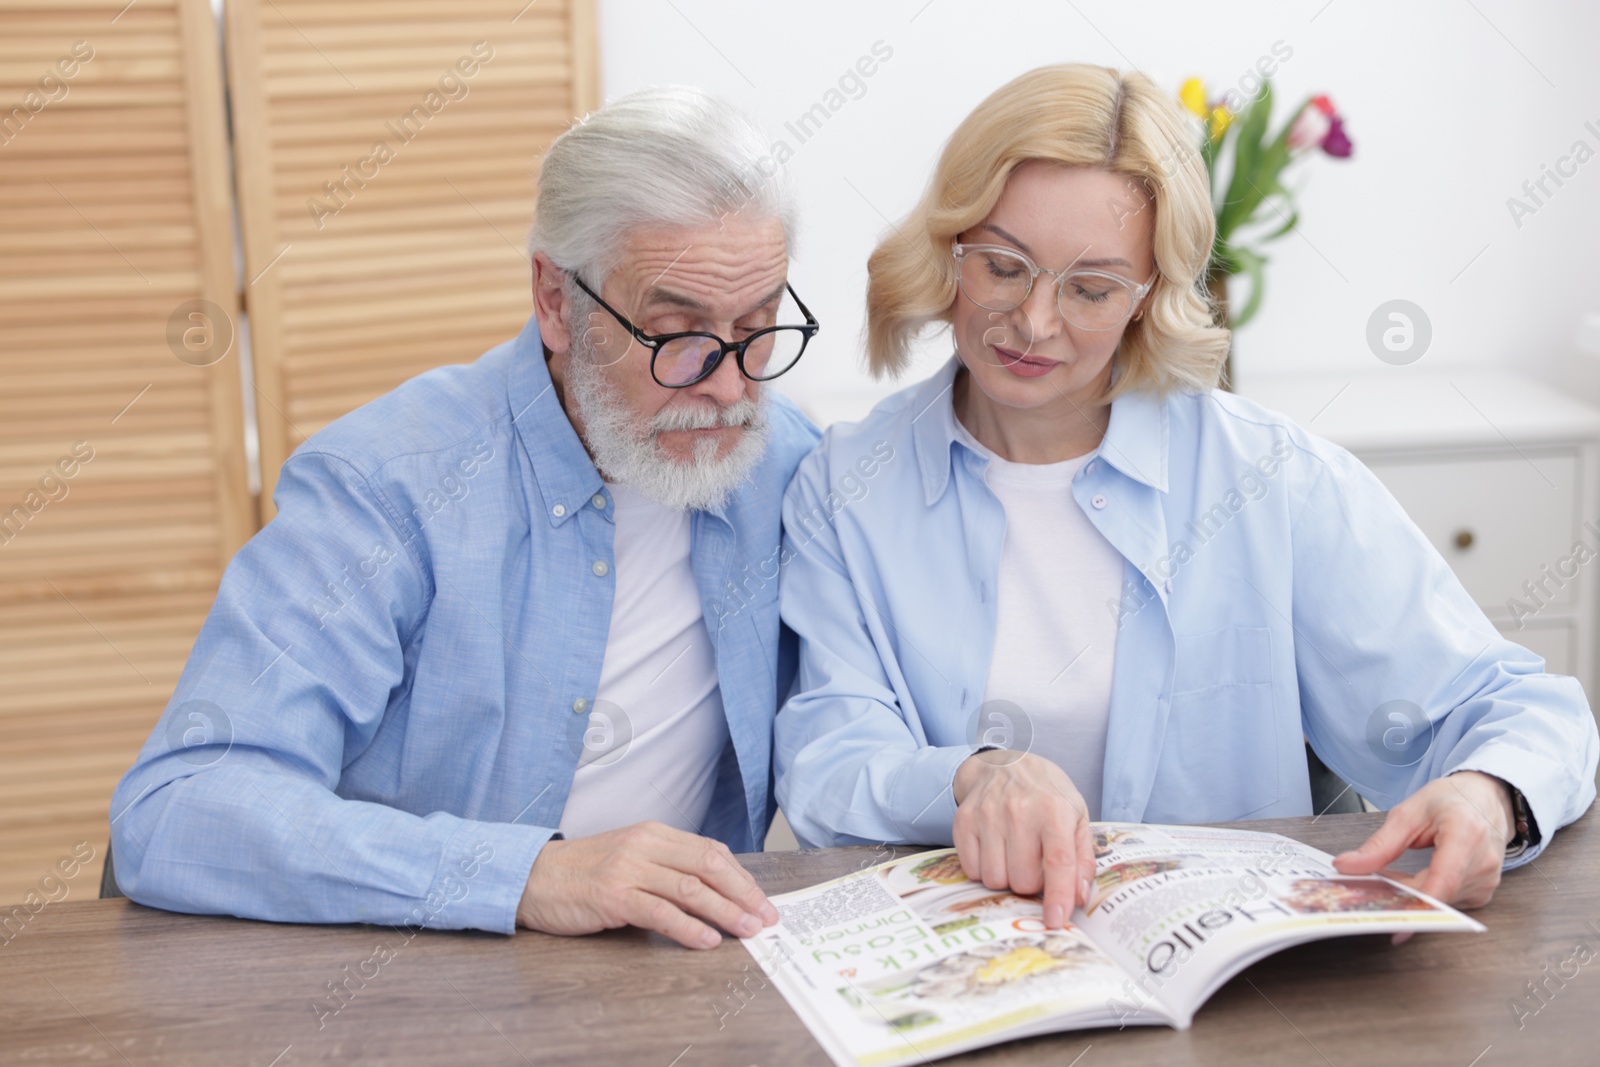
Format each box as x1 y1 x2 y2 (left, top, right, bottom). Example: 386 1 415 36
701 929 721 949
739 913 762 936
1080 878 1091 905
1045 904 1065 928
761 902 780 924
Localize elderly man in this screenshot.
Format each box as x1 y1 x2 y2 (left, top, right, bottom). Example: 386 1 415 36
110 87 819 950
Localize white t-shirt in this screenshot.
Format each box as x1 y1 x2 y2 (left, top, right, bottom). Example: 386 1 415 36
961 427 1124 820
558 482 730 839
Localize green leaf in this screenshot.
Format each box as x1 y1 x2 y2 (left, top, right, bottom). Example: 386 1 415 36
1261 205 1299 241
1231 172 1298 246
1266 99 1304 154
1216 80 1274 238
1230 247 1269 329
1201 131 1222 196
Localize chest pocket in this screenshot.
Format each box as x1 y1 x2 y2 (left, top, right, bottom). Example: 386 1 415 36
1162 626 1281 821
1172 626 1273 693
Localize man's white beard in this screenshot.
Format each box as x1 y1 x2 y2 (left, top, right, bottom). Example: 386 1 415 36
565 333 772 513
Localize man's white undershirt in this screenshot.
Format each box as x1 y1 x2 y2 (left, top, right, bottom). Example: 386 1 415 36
558 482 730 838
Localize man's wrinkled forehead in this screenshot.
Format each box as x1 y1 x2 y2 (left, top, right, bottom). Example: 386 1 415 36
639 279 787 319
615 216 789 314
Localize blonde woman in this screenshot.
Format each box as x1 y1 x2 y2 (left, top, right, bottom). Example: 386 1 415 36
773 64 1595 928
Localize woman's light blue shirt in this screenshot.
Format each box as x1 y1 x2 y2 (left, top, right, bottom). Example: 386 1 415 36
774 357 1597 865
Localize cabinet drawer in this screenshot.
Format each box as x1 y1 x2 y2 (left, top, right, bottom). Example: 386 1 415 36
1361 450 1581 615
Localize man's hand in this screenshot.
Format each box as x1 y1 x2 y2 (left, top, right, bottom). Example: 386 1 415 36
516 821 780 950
951 750 1096 929
1332 770 1515 910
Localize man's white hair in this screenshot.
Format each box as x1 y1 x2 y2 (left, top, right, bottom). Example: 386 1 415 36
529 85 797 284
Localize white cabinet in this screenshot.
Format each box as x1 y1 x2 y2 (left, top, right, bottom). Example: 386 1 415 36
1360 450 1582 615
1245 371 1600 697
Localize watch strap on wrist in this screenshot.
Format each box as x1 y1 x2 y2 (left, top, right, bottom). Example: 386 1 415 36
1505 784 1538 858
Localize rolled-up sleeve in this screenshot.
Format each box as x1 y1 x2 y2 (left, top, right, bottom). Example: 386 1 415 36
774 447 972 848
1289 445 1598 868
109 451 551 933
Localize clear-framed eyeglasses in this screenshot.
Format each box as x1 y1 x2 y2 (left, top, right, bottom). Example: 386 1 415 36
952 243 1158 332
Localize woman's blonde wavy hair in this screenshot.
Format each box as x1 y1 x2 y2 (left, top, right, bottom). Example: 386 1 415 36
866 63 1230 397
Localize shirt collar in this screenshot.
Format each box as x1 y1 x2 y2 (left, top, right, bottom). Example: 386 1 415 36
911 355 1170 506
506 315 605 526
909 357 968 507
1099 385 1169 492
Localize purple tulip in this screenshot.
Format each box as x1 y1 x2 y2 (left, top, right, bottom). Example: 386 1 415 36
1321 116 1353 158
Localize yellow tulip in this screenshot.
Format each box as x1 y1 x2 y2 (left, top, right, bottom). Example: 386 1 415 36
1179 78 1208 118
1209 105 1232 141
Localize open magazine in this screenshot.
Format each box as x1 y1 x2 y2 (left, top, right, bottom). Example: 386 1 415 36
740 822 1483 1067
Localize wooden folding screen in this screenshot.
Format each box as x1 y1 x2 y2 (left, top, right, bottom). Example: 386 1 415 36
226 0 600 516
0 0 253 904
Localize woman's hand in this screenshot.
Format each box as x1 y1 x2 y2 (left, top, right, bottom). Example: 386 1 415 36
951 749 1096 928
1332 770 1515 911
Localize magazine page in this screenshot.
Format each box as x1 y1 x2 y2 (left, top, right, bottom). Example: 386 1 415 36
1075 822 1487 1027
741 848 1167 1067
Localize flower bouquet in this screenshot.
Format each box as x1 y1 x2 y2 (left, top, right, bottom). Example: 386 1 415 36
1180 77 1353 381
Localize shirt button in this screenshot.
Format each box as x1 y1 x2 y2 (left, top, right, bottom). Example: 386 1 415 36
1091 494 1108 509
592 560 609 577
592 494 607 509
572 697 589 714
1084 460 1098 476
551 503 566 518
1164 578 1174 594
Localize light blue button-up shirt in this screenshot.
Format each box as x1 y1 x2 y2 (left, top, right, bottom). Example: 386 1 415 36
110 315 818 934
775 357 1597 866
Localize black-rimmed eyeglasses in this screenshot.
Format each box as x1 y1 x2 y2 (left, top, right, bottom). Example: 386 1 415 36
569 273 818 388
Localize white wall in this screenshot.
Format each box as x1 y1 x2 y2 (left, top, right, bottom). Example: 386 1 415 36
595 0 1600 426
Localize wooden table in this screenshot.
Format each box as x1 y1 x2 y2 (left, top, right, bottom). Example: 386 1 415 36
2 812 1596 1066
